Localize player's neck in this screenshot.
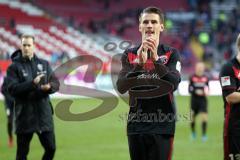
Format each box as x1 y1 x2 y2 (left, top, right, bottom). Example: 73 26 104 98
156 40 159 47
155 38 159 47
196 73 203 77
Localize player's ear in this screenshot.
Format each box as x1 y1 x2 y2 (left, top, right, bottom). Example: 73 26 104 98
138 17 142 32
160 23 164 32
138 20 143 33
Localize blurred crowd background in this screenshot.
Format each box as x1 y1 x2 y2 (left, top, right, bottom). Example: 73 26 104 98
0 0 239 81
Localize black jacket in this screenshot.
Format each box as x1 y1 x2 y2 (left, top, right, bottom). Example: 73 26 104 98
117 44 181 135
6 50 60 133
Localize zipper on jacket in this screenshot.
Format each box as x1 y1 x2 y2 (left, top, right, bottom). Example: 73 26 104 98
30 59 41 133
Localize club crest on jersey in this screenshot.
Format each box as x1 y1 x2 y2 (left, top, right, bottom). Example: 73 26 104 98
37 64 43 71
158 55 168 64
22 69 28 77
158 51 172 65
221 76 231 86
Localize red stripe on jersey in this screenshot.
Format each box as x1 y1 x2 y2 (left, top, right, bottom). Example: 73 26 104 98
127 52 155 71
224 102 231 136
232 66 240 80
165 51 172 61
224 136 229 160
143 59 155 71
168 93 173 102
192 76 208 83
224 102 231 160
168 137 174 160
128 52 138 64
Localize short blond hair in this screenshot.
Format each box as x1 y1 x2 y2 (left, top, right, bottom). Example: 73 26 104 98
237 34 240 51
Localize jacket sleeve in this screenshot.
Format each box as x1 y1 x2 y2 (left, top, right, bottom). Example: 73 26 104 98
7 63 37 97
116 51 144 94
152 48 181 91
46 61 60 94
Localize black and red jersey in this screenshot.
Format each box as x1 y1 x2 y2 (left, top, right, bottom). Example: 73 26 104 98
117 44 181 135
219 57 240 136
189 74 209 99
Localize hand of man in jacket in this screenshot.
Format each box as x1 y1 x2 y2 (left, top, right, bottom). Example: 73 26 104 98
41 83 51 91
33 74 45 85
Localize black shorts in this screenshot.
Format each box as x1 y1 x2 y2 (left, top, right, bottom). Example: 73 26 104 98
191 97 207 115
128 134 174 160
224 135 240 160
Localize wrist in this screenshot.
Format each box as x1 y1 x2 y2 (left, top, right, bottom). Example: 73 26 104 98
152 55 159 62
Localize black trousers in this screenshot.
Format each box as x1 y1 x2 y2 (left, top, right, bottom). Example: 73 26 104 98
128 134 174 160
16 131 56 160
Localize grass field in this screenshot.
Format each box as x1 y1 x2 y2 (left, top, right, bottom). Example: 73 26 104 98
0 96 224 160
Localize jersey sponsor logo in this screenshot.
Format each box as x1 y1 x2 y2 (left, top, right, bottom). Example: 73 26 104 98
221 76 231 86
232 66 240 80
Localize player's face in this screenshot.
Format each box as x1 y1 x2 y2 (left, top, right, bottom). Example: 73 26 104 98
21 37 34 58
139 13 164 40
195 63 205 76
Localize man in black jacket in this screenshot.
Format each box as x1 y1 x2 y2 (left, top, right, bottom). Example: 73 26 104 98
6 34 60 160
116 7 181 160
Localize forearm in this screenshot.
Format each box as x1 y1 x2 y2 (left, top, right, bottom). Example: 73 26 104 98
9 81 36 96
117 64 144 94
226 92 240 104
152 62 181 90
161 72 181 91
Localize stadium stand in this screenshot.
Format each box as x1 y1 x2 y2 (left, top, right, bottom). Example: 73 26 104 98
0 0 115 69
0 0 239 79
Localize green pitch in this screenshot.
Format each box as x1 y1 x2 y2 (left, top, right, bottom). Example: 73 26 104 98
0 96 223 160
